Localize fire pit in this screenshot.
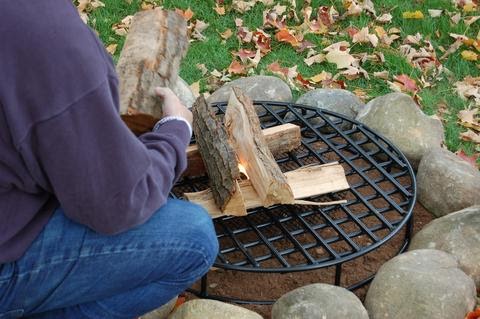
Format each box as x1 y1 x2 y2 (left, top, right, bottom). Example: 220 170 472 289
170 100 415 304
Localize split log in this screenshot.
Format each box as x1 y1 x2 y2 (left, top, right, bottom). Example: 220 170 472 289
184 123 301 176
184 163 350 218
192 95 246 215
117 9 189 118
225 88 295 207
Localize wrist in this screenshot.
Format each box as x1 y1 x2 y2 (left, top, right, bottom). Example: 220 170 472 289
153 116 193 138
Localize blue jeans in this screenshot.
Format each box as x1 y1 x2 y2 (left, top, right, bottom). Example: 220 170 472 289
0 199 218 319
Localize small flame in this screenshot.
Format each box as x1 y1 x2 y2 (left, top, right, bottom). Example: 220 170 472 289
238 163 250 180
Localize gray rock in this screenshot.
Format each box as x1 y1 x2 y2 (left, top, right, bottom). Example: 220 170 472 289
272 283 369 319
356 93 444 168
206 76 292 105
417 148 480 217
296 89 364 119
168 300 262 319
171 77 196 109
409 205 480 286
141 297 177 319
365 249 477 319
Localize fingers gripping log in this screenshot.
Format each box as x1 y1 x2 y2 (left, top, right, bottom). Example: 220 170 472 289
116 8 189 119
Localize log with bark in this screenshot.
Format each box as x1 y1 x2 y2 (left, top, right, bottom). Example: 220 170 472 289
184 123 301 177
117 8 189 120
225 87 295 207
191 95 246 216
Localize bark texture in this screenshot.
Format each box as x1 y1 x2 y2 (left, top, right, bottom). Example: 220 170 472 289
117 9 189 118
192 95 244 214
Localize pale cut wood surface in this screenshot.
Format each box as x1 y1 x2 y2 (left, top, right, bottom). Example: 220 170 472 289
184 163 350 218
184 123 301 177
117 9 189 118
224 88 295 207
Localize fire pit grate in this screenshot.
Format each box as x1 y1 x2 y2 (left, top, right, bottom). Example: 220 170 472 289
170 101 415 304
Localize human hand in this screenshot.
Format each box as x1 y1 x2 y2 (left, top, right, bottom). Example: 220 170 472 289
155 87 193 126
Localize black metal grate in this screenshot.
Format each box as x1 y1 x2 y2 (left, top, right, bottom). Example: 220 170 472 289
170 101 415 276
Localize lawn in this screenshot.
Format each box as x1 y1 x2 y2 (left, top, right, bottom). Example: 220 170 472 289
79 0 480 164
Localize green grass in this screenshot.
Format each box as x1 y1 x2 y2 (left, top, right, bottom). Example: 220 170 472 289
86 0 480 159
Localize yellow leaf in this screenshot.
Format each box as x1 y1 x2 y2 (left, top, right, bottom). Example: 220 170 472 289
463 4 477 12
402 11 424 19
310 71 332 83
105 43 117 55
214 4 226 15
219 28 233 40
461 50 479 61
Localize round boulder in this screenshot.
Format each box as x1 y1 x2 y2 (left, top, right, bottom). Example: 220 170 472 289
206 76 292 105
171 77 196 109
296 89 364 119
272 283 369 319
168 299 262 319
141 297 177 319
417 147 480 217
356 93 444 169
409 205 480 286
365 249 477 319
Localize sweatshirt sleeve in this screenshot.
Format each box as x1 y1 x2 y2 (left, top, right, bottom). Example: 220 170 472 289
20 78 192 235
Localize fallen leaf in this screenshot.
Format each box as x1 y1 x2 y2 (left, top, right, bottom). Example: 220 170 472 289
460 129 480 143
196 63 208 75
451 12 461 24
465 307 480 319
214 4 226 15
374 71 389 79
190 81 200 98
304 53 325 66
175 7 194 21
232 0 256 13
402 11 424 19
105 43 117 55
252 29 272 54
112 15 133 36
465 16 480 26
390 74 419 94
191 20 209 41
220 28 233 39
323 41 356 69
456 150 480 168
228 59 247 75
455 76 480 106
376 13 393 23
310 71 332 83
461 50 479 61
352 27 379 47
275 28 300 46
428 9 443 17
458 108 480 131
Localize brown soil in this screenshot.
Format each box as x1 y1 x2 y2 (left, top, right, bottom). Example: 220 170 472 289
186 203 434 318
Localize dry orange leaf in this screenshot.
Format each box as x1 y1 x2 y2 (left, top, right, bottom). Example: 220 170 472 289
175 7 194 21
456 150 480 168
275 28 300 46
465 307 480 319
228 60 247 75
214 4 226 15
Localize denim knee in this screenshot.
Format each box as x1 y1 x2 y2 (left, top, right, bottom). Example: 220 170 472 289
182 202 219 267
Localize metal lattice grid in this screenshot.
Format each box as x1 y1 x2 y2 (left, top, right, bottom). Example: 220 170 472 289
170 101 416 304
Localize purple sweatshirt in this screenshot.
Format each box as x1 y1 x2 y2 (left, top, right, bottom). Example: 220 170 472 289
0 0 191 263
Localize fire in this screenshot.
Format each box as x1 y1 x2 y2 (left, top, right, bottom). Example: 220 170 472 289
238 163 250 180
